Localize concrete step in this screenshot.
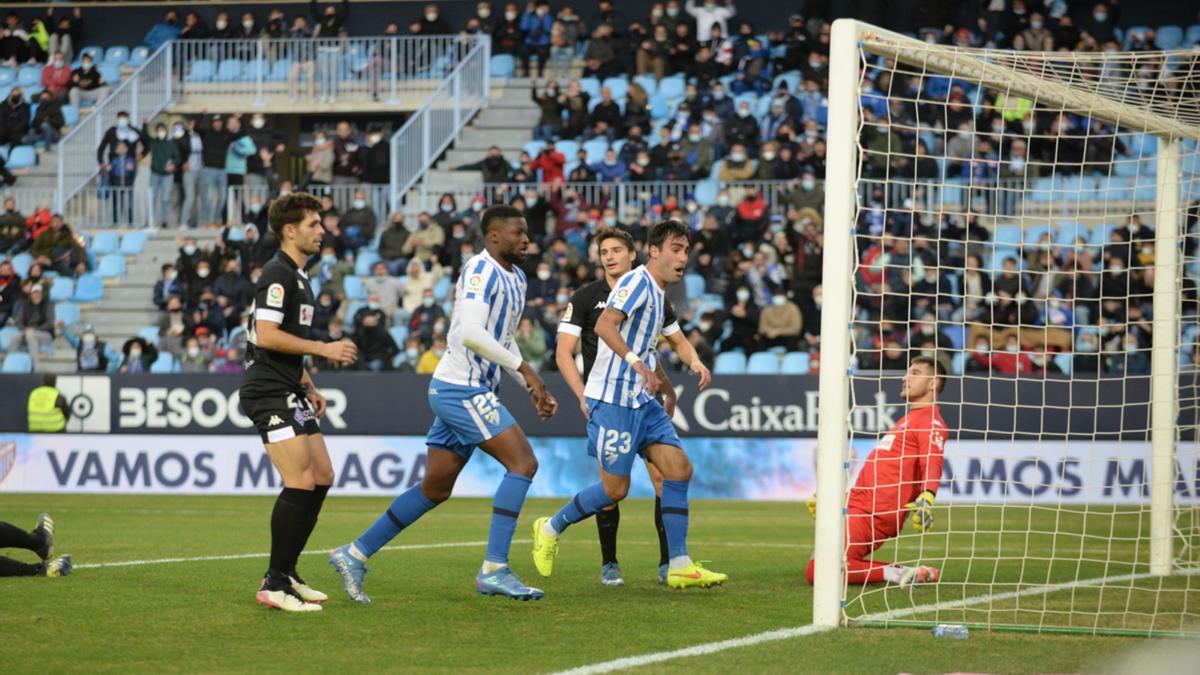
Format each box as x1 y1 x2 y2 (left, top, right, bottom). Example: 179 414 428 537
103 285 156 303
458 126 532 148
473 109 540 128
423 169 488 187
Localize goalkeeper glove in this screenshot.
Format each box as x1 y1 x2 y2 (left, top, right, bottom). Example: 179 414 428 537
905 490 936 533
806 494 817 520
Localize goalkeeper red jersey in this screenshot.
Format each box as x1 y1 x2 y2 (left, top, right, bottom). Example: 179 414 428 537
847 404 947 535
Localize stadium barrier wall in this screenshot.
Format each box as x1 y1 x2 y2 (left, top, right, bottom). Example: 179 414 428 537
0 373 1176 439
1 433 1194 502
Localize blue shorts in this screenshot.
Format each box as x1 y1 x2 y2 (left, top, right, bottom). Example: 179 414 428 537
425 379 517 460
586 398 682 477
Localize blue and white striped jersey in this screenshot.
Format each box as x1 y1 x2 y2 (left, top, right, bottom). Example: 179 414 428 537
583 265 680 408
433 251 527 392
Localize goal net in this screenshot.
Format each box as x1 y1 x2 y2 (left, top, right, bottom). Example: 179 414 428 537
813 19 1200 636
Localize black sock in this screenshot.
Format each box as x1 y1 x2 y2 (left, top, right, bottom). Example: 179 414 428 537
0 555 41 577
654 496 669 566
268 487 312 585
596 504 620 565
0 520 42 551
291 484 331 574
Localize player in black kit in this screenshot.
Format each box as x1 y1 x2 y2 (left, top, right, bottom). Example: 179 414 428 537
240 192 358 612
554 228 711 587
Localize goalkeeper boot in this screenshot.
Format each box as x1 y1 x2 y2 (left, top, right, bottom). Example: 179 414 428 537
657 563 669 586
288 571 328 604
41 554 72 578
530 517 559 578
256 582 322 613
600 562 624 587
32 512 54 561
898 565 940 587
328 545 372 605
667 561 728 589
475 566 544 601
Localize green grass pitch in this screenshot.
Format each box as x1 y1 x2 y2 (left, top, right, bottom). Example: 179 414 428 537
1 493 1190 673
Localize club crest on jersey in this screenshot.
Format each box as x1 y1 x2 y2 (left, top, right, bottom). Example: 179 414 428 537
294 407 306 424
299 304 314 326
562 302 574 322
467 274 484 292
266 283 285 308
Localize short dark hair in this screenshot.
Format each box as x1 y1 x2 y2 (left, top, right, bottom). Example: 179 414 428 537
911 355 948 393
481 204 524 234
161 263 174 273
595 228 634 253
647 219 691 251
42 374 57 387
268 192 323 238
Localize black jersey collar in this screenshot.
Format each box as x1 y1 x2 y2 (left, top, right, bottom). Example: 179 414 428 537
274 250 310 279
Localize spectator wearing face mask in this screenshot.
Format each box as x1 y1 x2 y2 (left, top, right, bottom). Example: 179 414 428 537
62 323 109 373
223 115 257 192
41 51 72 102
30 215 84 278
244 113 284 198
416 335 448 374
395 336 424 373
402 214 446 265
718 143 755 181
241 194 268 235
402 259 446 312
153 263 183 310
193 114 232 227
178 336 212 373
519 2 553 78
309 245 353 299
342 190 379 249
360 127 390 184
331 120 363 185
352 294 398 371
758 291 801 351
143 10 182 51
24 92 63 147
364 261 403 317
68 53 108 110
0 87 29 148
378 213 411 275
140 121 183 228
47 7 83 64
415 3 452 34
120 336 158 374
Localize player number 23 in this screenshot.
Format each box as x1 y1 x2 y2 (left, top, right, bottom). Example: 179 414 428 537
471 392 501 417
598 426 632 455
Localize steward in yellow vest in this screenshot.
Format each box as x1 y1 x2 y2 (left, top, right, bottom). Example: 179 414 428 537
27 374 69 432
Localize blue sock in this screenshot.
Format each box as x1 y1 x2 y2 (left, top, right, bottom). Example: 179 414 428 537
550 482 614 534
485 472 532 564
353 485 437 558
661 479 690 560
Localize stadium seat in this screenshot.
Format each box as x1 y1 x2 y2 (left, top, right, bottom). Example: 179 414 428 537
0 69 14 87
16 67 39 87
1155 25 1184 50
353 252 381 276
992 224 1022 247
79 46 104 62
244 59 269 82
49 276 74 303
951 352 967 375
633 74 657 97
489 54 515 78
55 301 80 327
649 95 669 120
269 58 292 81
713 351 747 374
98 64 121 87
71 273 104 302
7 145 35 170
104 46 130 66
522 140 547 158
773 70 802 94
343 302 366 325
432 275 453 302
214 59 244 82
137 326 160 343
578 77 602 100
693 180 718 206
150 353 176 374
746 352 779 374
1186 25 1200 47
90 231 119 255
11 252 31 277
342 275 366 300
388 325 409 347
657 75 685 101
97 253 126 279
62 104 80 127
128 46 151 67
554 140 579 160
186 59 216 82
780 351 810 374
582 138 608 164
684 273 705 300
119 231 148 255
0 325 15 352
1055 222 1088 247
1053 353 1072 375
2 352 32 373
601 77 629 100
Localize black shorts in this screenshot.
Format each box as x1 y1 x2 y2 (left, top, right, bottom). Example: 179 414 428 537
241 390 321 444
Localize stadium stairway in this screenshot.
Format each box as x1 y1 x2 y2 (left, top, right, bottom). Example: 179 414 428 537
35 227 223 373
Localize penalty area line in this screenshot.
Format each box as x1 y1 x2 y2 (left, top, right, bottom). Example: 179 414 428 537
73 540 508 570
550 568 1196 675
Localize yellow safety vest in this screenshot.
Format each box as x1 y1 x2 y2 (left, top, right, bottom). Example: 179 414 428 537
28 386 66 432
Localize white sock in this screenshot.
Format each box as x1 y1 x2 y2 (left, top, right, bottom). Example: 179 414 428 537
669 555 691 571
481 560 506 574
541 519 560 539
347 543 368 562
883 565 905 583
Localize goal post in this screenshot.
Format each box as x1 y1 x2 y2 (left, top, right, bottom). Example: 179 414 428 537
815 18 1200 634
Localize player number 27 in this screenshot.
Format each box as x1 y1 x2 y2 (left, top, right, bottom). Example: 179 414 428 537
597 426 632 456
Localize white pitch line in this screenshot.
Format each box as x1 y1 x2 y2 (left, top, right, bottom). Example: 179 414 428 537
549 568 1199 675
73 540 505 570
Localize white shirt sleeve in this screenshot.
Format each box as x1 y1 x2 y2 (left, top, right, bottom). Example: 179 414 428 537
503 339 530 390
457 298 523 371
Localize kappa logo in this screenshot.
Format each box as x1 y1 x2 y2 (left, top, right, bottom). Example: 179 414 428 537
594 301 606 309
267 415 284 426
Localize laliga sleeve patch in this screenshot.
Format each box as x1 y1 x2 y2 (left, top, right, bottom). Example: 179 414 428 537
266 283 285 308
615 287 630 303
466 274 484 292
562 302 574 322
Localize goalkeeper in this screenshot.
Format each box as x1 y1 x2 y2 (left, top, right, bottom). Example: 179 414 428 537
806 356 947 587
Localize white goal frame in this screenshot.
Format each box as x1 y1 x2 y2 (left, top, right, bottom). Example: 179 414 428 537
813 18 1191 629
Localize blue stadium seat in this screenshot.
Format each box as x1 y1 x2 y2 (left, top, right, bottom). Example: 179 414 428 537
1187 25 1200 47
1053 353 1072 375
269 58 292 81
353 252 381 276
244 59 269 82
1155 25 1184 50
1055 222 1088 247
137 326 160 343
104 46 130 66
522 140 546 158
989 246 1020 273
2 352 32 373
1089 223 1118 247
16 67 39 87
633 74 657 98
388 325 409 347
214 59 244 82
649 95 669 120
713 351 747 374
342 275 365 300
0 69 14 87
49 276 74 302
90 231 119 255
693 180 718 206
97 253 126 279
746 352 779 374
11 252 31 277
945 325 967 351
433 275 453 302
343 301 366 324
489 54 515 78
150 352 176 374
684 273 705 300
98 64 121 87
951 352 966 375
601 77 628 101
1101 176 1133 202
79 46 104 62
657 75 685 101
578 77 602 100
773 70 802 94
55 301 80 327
992 224 1022 247
62 104 80 127
582 138 608 164
0 326 15 352
186 59 215 82
554 140 578 160
780 351 810 374
128 46 151 67
72 273 104 302
7 145 35 170
119 231 148 255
